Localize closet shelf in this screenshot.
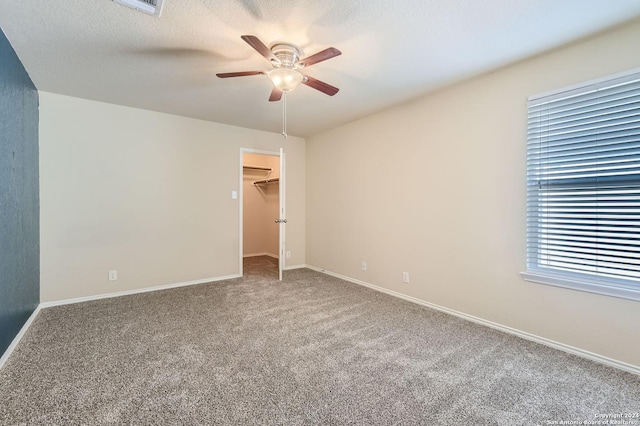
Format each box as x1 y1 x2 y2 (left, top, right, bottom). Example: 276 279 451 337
243 165 272 171
253 178 280 186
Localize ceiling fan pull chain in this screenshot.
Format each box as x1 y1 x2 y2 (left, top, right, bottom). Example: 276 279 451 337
282 92 288 138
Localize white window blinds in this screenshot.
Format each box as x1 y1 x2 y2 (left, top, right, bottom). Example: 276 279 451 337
526 70 640 300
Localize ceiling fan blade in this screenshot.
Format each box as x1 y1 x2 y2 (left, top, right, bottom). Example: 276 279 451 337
302 75 339 96
297 47 341 67
241 35 278 63
216 71 264 78
269 87 283 102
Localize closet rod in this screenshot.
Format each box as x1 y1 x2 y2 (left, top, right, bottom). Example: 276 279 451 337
253 178 280 185
243 165 272 171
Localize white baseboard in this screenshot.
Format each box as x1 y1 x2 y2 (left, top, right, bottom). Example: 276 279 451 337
283 264 306 271
0 305 42 370
243 252 279 259
40 274 241 308
305 265 640 376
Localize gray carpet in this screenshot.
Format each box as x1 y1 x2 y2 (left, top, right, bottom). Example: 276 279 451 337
1 256 638 425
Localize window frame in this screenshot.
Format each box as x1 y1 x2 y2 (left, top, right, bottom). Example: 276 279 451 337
522 68 640 302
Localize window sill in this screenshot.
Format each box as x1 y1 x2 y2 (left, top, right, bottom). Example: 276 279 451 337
520 271 640 302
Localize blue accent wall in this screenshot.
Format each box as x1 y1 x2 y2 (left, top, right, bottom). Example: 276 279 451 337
0 27 39 357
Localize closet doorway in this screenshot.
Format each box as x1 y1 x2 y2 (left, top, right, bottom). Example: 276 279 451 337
240 149 285 280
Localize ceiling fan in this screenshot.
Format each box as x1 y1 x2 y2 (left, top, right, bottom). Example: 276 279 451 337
216 35 341 102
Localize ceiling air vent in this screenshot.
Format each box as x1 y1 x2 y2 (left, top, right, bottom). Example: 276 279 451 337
112 0 164 17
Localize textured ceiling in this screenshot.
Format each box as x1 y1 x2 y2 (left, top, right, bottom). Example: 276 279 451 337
1 0 640 137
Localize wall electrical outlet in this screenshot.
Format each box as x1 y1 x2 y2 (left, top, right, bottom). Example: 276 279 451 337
108 270 118 281
361 261 367 271
402 272 410 283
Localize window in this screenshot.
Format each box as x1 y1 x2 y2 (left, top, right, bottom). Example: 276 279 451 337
522 69 640 301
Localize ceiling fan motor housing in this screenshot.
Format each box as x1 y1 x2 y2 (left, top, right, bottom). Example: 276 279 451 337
270 43 303 68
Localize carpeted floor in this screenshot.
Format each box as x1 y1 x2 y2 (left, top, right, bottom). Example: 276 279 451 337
1 256 638 425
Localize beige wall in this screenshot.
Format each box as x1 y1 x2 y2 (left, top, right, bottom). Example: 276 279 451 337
243 153 280 257
306 20 640 367
39 92 305 302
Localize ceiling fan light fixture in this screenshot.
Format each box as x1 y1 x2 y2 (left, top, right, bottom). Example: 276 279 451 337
268 68 303 92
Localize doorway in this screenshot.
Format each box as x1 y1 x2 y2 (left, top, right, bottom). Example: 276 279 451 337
240 150 284 279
